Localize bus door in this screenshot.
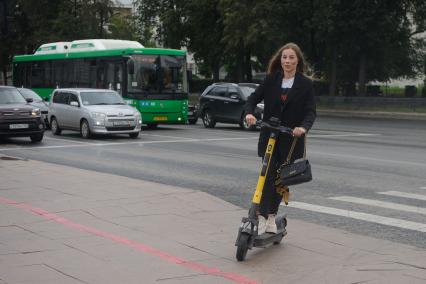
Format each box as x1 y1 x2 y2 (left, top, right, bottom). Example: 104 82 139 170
96 59 124 95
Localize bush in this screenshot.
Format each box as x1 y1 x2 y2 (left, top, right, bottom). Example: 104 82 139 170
366 85 382 96
313 80 329 96
189 79 213 93
404 85 417 97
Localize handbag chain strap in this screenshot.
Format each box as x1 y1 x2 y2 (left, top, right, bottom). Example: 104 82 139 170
276 134 307 178
285 137 298 164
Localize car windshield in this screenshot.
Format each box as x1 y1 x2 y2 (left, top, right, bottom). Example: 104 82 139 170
0 88 27 104
127 54 188 95
18 88 43 102
80 91 125 106
239 86 257 99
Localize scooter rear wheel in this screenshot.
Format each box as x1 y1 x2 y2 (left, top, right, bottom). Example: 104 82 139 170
236 233 250 261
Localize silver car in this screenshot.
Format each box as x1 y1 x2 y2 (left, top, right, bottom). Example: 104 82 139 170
48 89 142 138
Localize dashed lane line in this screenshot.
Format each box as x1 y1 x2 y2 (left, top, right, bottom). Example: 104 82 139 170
0 132 379 152
379 191 426 202
282 201 426 233
329 196 426 215
44 136 99 144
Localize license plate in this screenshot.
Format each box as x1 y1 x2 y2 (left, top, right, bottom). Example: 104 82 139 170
113 121 130 126
9 124 29 129
153 116 168 121
188 111 193 115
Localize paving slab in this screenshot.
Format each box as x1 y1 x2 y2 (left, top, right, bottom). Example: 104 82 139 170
0 157 425 284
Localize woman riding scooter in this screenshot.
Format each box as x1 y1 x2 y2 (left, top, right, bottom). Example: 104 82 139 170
245 42 316 235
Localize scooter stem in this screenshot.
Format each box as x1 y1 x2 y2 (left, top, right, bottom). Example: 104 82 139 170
252 132 278 205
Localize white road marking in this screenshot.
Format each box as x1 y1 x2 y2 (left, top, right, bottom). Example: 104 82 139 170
329 196 426 215
0 132 381 152
0 137 256 152
421 187 426 190
142 133 197 140
379 191 426 201
310 133 379 138
44 136 98 144
309 151 426 167
283 201 426 233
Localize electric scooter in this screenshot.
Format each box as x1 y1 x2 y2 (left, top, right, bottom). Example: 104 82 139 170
235 117 293 261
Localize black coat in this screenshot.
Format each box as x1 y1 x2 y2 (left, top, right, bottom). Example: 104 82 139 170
245 71 316 158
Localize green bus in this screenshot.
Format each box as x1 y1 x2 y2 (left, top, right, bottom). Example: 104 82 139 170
12 39 189 127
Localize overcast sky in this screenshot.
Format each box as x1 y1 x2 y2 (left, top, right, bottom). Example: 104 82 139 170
116 0 132 6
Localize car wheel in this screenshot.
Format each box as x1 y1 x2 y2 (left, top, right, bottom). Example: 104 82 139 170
202 110 216 128
240 112 256 131
80 119 91 139
146 124 158 129
50 117 61 135
129 132 139 139
30 133 43 143
188 118 198 125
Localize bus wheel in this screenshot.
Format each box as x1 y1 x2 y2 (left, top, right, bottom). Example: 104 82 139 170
146 124 158 129
50 117 62 135
80 120 92 139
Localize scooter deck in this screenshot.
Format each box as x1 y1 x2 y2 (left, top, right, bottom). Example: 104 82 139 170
253 228 287 247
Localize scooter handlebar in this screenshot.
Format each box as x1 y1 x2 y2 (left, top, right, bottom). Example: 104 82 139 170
259 121 294 136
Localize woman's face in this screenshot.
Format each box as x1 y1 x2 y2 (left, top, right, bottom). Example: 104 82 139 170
281 48 298 74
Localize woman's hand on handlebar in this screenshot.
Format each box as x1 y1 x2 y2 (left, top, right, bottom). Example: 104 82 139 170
245 114 257 126
293 127 306 137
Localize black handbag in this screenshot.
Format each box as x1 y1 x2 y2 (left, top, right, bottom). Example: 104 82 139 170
275 136 312 187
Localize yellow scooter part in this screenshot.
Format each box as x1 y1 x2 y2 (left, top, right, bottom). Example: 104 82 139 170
252 137 276 204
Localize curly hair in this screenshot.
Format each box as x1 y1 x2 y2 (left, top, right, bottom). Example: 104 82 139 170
267 43 307 75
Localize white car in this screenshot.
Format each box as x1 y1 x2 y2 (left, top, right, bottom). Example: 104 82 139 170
48 88 142 138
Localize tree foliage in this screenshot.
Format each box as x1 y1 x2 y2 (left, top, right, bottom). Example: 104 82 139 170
0 0 140 83
2 0 425 95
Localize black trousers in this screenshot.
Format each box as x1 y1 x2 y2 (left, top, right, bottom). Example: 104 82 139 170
259 135 302 218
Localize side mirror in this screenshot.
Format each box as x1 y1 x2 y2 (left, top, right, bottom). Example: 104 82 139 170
43 96 49 102
25 98 33 103
70 101 79 107
127 57 135 75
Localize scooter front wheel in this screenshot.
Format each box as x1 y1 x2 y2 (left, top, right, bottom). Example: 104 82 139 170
236 233 250 261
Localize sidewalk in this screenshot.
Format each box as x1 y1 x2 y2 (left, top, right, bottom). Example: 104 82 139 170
1 156 425 284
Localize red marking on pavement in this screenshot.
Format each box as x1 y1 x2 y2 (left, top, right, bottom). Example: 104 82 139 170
0 196 260 284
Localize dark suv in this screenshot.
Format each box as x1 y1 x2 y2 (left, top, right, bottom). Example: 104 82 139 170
0 86 45 142
198 83 263 130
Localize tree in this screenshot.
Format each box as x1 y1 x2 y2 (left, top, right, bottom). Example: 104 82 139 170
134 0 186 49
0 0 119 84
185 0 225 81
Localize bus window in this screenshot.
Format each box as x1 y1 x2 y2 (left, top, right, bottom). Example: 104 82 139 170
52 61 64 88
161 56 185 93
31 62 44 88
128 55 159 93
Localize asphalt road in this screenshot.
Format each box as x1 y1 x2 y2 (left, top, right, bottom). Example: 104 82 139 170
1 116 425 248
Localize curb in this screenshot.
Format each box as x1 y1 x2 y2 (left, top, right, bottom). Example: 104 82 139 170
318 109 426 121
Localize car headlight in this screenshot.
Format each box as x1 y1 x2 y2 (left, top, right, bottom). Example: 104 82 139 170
134 112 142 124
31 108 41 116
90 112 106 126
90 112 106 119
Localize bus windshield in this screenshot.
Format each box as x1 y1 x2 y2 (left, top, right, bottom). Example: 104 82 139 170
127 55 187 96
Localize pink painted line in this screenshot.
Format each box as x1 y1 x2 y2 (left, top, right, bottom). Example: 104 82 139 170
0 196 259 284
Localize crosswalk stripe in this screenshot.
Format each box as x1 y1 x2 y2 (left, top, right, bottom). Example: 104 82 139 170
329 196 426 215
378 191 426 202
282 201 426 233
